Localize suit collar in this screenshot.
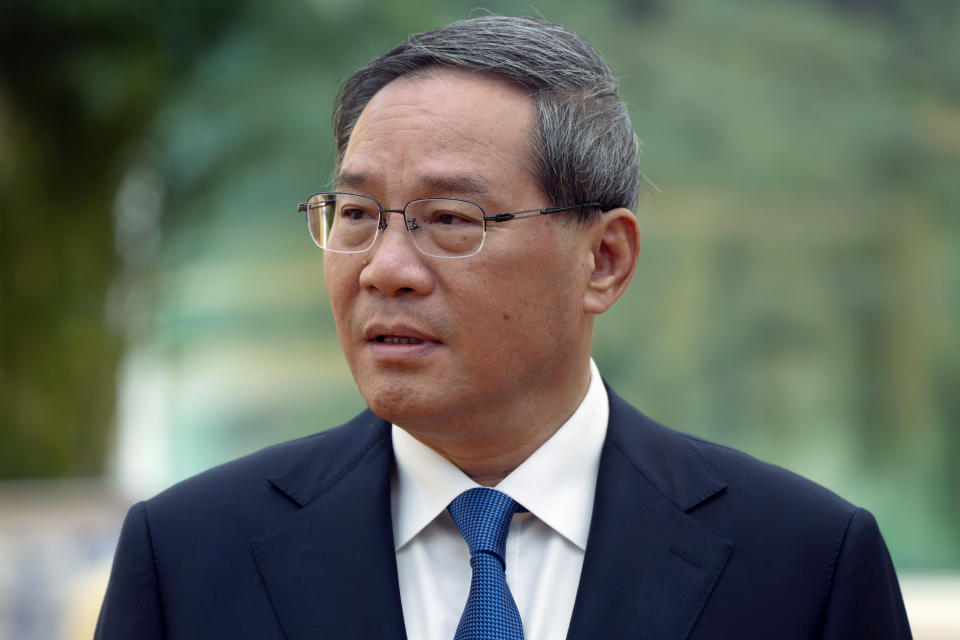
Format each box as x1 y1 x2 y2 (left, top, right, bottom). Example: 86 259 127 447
566 386 733 640
602 384 727 512
252 411 407 640
265 410 391 507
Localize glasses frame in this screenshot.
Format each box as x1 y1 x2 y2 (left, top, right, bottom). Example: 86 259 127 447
297 191 600 259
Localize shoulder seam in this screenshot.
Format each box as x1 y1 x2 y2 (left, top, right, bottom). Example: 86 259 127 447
140 500 169 638
816 505 860 637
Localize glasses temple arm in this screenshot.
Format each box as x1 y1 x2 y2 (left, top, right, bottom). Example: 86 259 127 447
483 201 601 223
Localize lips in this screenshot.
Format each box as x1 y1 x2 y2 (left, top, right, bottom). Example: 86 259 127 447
376 335 424 345
363 322 440 346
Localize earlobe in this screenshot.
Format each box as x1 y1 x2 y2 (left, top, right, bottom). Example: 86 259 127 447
583 208 640 315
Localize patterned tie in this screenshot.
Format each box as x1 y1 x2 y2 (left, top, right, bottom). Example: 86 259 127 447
448 488 525 640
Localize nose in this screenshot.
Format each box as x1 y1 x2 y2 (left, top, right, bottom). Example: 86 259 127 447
358 211 436 297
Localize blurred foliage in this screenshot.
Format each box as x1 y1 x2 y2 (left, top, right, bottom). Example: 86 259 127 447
0 0 250 476
1 0 957 568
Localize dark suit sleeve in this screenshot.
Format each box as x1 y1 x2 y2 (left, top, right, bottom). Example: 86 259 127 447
95 501 166 640
820 508 912 639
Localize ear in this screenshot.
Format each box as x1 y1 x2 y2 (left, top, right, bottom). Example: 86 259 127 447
583 208 640 315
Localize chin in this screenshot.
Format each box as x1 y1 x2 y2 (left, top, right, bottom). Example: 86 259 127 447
360 383 435 426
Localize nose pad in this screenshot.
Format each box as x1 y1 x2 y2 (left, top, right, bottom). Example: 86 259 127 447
370 210 419 256
379 214 420 233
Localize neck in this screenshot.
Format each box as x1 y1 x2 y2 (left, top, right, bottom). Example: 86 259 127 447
404 362 593 486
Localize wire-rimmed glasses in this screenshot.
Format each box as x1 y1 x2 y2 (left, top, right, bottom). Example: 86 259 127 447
297 192 599 259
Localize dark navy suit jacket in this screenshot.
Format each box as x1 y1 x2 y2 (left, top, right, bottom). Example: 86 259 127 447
96 387 912 639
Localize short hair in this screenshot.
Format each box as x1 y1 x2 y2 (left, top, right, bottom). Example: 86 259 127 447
332 15 641 220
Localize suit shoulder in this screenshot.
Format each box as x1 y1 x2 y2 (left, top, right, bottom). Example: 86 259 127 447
145 410 385 517
679 432 856 517
652 425 872 591
150 430 328 505
605 387 856 521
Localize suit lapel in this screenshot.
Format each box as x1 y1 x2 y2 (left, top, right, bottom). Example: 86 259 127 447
247 389 732 639
566 388 733 640
251 412 407 640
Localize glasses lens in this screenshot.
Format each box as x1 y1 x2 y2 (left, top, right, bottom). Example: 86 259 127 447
307 193 380 253
405 198 485 258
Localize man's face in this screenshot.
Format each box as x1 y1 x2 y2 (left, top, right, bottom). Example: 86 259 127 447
324 69 597 444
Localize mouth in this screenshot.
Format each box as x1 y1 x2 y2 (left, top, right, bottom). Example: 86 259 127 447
375 335 425 345
366 326 439 362
364 322 439 347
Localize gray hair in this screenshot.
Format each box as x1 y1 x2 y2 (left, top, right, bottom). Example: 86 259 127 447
332 15 641 220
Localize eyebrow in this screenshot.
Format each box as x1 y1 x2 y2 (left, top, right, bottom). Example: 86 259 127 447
335 171 491 197
417 174 490 196
335 171 371 191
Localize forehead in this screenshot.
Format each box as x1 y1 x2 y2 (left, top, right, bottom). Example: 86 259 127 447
339 69 542 202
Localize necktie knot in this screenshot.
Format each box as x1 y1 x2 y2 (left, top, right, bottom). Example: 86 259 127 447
448 488 521 562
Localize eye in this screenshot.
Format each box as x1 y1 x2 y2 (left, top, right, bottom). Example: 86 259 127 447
406 198 484 232
436 212 464 225
342 207 368 220
336 202 378 223
426 209 481 226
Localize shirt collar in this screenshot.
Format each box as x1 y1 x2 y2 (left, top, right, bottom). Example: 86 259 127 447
391 359 608 551
391 425 478 551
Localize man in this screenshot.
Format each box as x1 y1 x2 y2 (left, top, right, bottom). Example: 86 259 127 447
96 16 912 640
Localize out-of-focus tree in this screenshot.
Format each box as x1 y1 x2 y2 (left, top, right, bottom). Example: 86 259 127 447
0 0 250 476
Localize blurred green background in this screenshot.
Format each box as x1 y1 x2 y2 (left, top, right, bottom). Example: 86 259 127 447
1 0 957 575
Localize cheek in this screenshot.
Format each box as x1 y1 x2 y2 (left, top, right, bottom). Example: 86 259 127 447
459 259 579 349
323 263 359 330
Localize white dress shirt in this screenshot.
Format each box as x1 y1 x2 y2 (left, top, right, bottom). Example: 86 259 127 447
391 359 609 640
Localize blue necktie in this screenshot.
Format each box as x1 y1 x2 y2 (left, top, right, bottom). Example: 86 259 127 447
448 488 525 640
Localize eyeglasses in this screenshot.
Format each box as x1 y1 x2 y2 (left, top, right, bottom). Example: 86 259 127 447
297 192 600 259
